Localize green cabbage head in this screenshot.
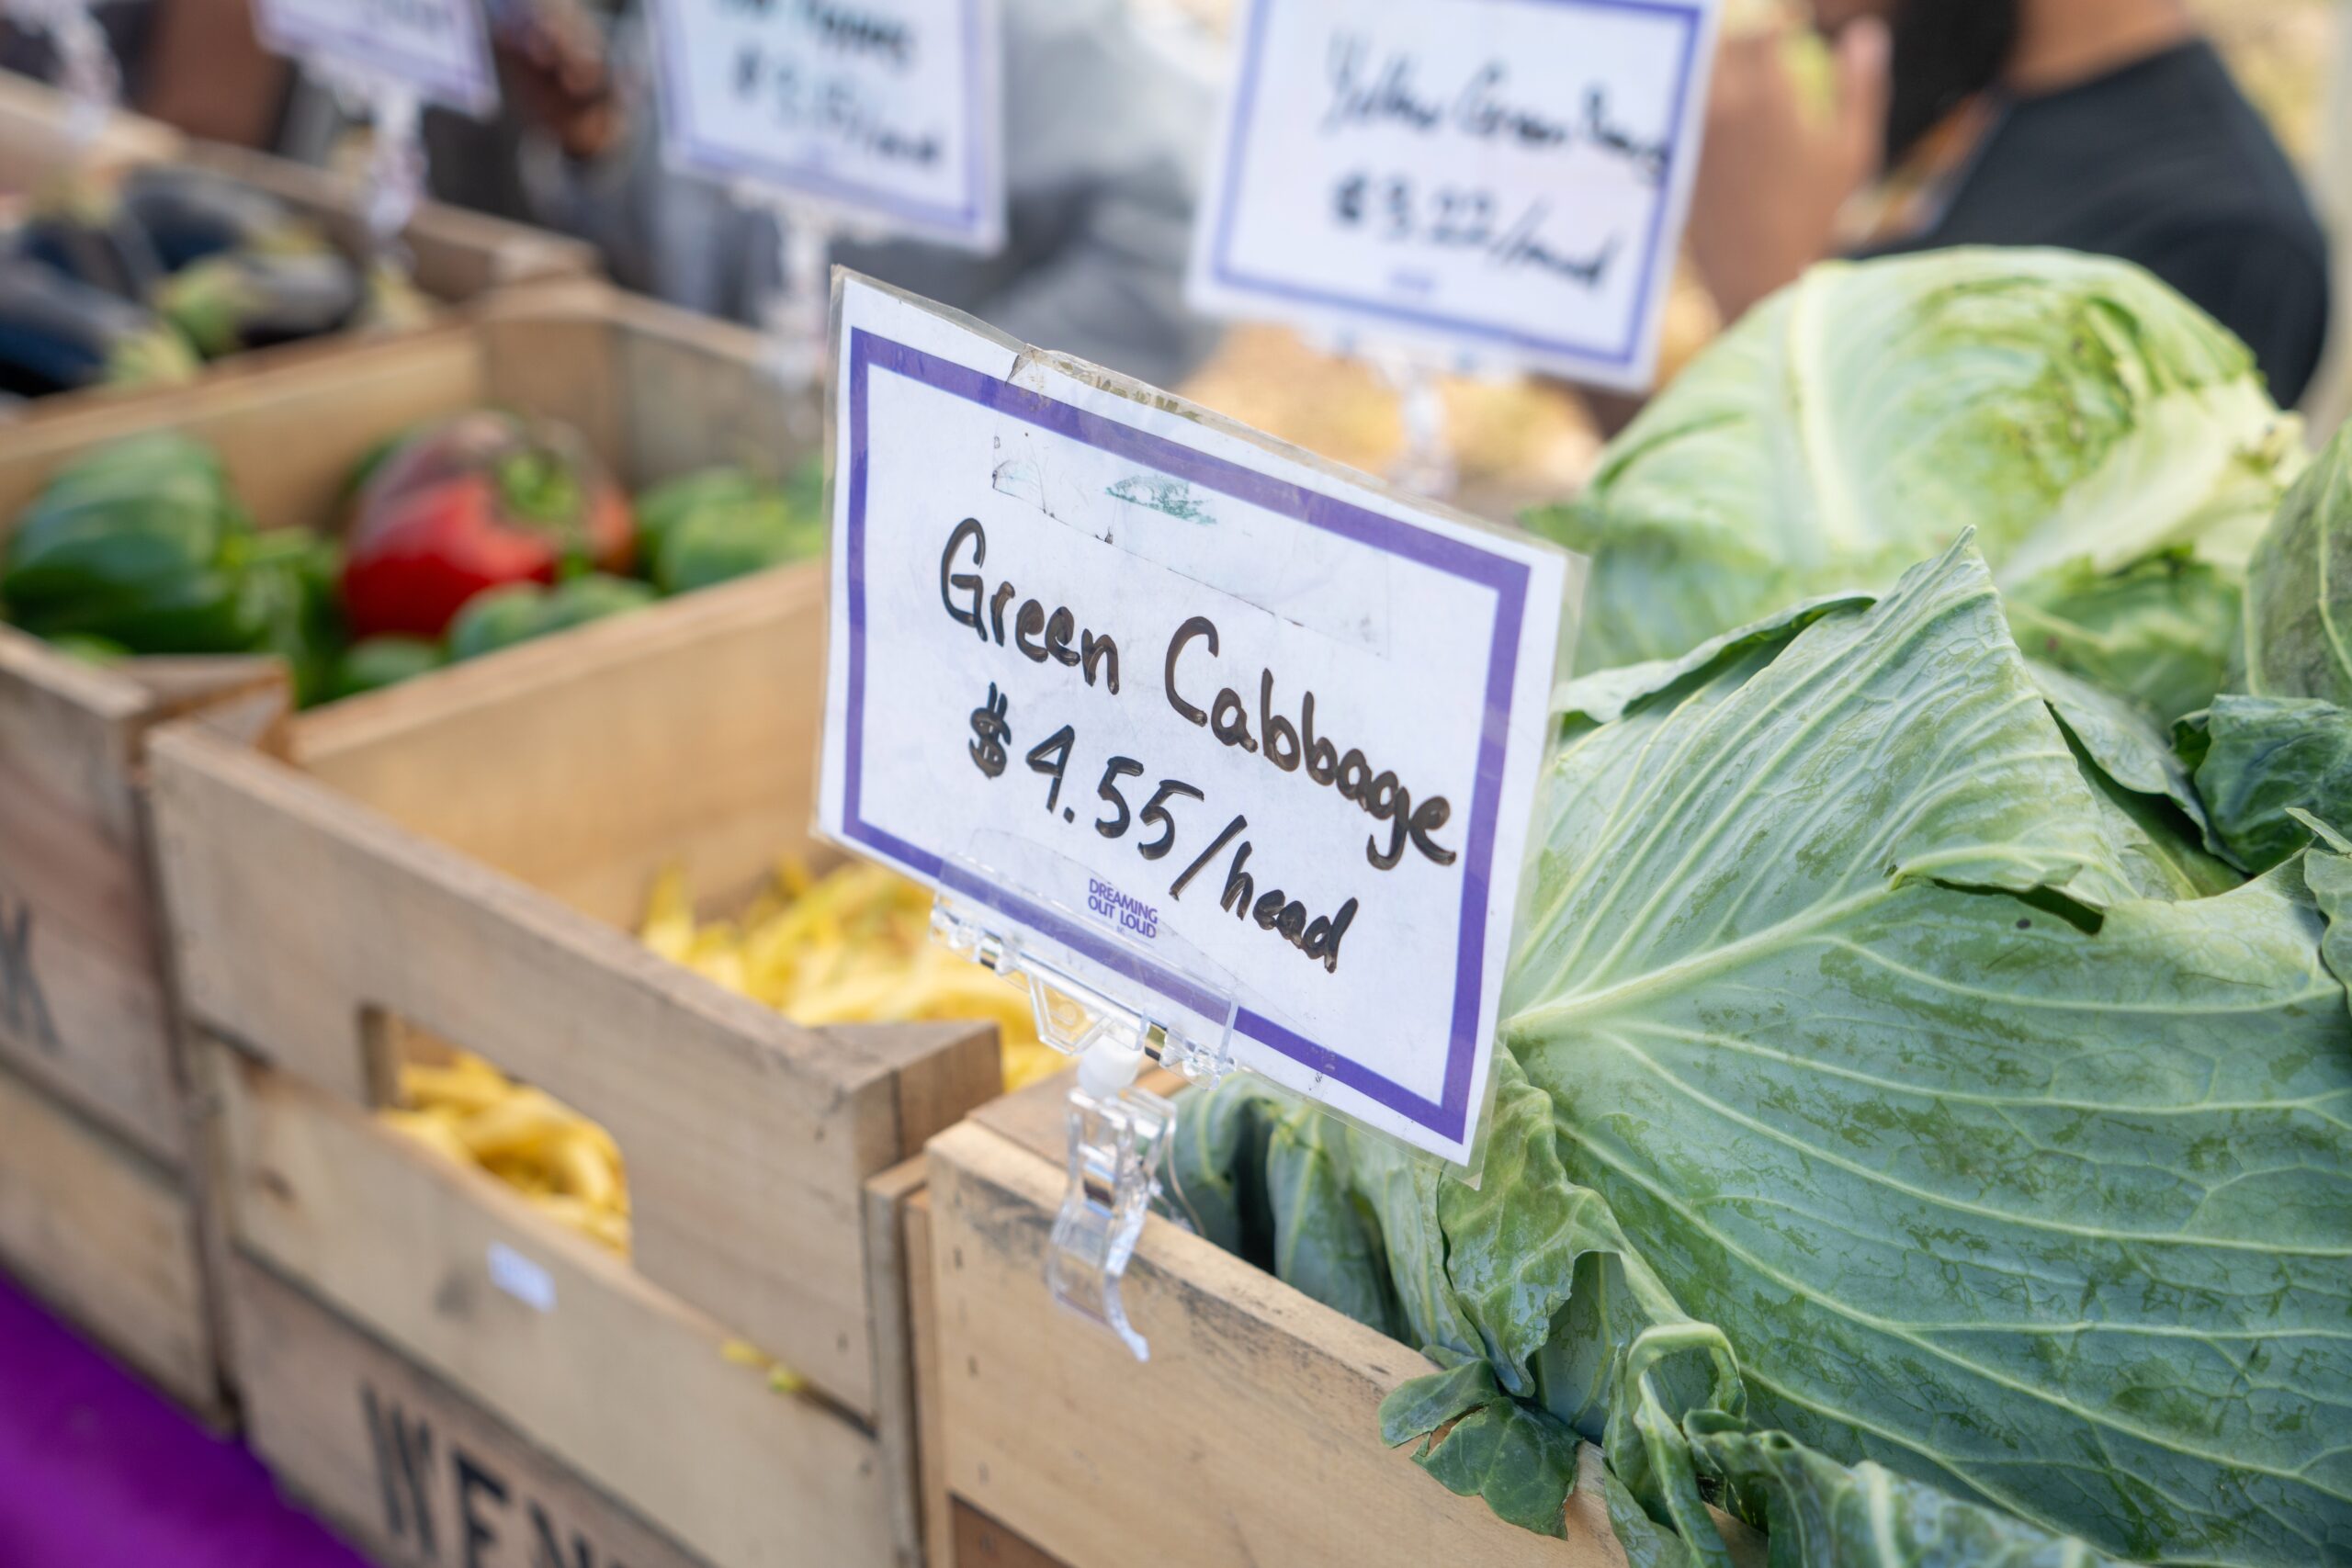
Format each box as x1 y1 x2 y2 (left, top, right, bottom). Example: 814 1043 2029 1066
1536 248 2305 720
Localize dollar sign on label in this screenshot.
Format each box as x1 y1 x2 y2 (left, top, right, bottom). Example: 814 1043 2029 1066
969 683 1011 778
1334 172 1367 227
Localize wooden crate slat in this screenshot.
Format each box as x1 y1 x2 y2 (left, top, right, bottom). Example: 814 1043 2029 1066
213 1045 900 1568
231 1256 715 1568
924 1117 1631 1568
0 1058 219 1416
865 1156 933 1568
290 569 828 932
0 628 180 1156
153 716 902 1416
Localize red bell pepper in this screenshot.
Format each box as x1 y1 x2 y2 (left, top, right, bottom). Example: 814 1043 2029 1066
339 412 633 639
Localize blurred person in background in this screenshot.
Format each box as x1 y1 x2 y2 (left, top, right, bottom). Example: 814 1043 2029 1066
1690 0 2332 404
339 0 1220 388
122 0 1218 385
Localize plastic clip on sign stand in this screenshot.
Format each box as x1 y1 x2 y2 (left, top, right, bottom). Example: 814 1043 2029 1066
318 64 425 264
930 887 1234 1360
1375 354 1458 502
745 190 838 400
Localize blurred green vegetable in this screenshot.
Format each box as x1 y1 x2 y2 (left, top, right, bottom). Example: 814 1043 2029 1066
330 636 445 701
635 460 825 594
2 433 341 702
447 573 655 661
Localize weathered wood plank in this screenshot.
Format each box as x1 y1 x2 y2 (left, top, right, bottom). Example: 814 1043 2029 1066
232 1257 714 1568
0 1058 219 1417
155 721 903 1417
214 1046 899 1568
905 1188 953 1568
925 1118 1632 1568
865 1156 933 1568
0 629 182 1159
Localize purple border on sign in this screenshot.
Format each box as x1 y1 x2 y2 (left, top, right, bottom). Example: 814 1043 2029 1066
842 326 1529 1144
1211 0 1704 370
651 0 994 243
254 4 493 114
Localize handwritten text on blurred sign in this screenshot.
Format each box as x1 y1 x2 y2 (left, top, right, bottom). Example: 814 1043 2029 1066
250 0 497 116
649 0 1007 251
1188 0 1721 390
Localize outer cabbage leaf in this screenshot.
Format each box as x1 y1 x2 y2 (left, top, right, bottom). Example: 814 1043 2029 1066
1156 1074 1284 1265
1498 541 2352 1567
2029 660 2240 897
1330 1119 1479 1359
1536 249 2301 675
1695 1430 2126 1568
2176 695 2352 874
1263 1108 1401 1338
1378 1347 1588 1537
2007 554 2242 725
2292 811 2352 1001
2243 423 2352 705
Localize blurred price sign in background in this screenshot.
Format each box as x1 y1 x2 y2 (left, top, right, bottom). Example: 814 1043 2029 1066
1189 0 1722 392
647 0 1008 253
819 273 1570 1166
249 0 499 118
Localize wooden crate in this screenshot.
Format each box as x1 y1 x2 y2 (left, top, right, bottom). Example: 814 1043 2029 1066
0 287 807 1418
0 641 282 1420
153 558 1006 1568
0 1052 220 1416
918 1076 1638 1568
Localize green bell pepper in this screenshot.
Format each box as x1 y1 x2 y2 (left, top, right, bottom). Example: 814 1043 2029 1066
634 460 826 595
329 636 445 702
2 432 344 705
447 573 656 662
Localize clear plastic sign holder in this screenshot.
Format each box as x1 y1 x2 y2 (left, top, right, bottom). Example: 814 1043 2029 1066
8 0 120 142
927 854 1238 1360
740 186 837 400
317 64 427 269
1317 329 1506 504
739 188 896 422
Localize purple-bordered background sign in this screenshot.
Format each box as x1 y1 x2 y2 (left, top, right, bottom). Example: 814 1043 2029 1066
250 0 498 118
819 275 1572 1165
1186 0 1720 392
648 0 1006 253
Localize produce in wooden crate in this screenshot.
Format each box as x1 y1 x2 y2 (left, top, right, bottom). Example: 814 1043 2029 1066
382 860 1057 1266
1167 252 2352 1568
0 432 339 692
0 164 428 400
0 425 826 705
384 1049 631 1256
341 412 636 640
640 859 1067 1094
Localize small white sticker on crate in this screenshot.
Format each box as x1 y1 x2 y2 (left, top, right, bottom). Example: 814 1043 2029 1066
487 1240 556 1314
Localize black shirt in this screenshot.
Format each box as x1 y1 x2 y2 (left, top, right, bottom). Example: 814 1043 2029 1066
1868 41 2332 407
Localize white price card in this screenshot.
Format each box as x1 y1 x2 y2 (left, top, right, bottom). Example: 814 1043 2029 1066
649 0 1006 252
1188 0 1721 390
251 0 498 116
819 274 1576 1165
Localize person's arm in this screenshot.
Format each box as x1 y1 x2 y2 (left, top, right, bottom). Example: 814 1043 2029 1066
1684 19 1890 323
136 0 288 147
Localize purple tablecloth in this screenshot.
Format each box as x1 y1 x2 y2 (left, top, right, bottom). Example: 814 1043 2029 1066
0 1274 368 1568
